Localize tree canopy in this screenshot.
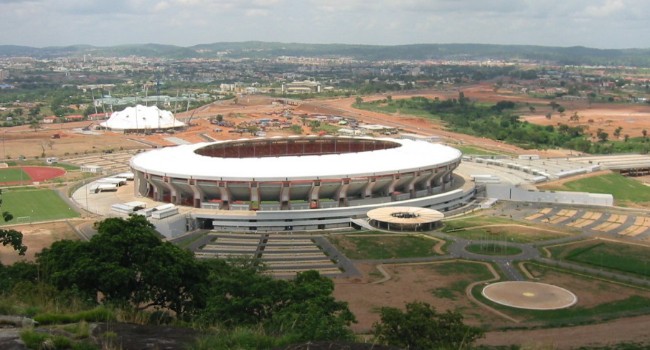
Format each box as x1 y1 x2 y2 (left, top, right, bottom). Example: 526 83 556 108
372 301 484 349
37 215 206 318
35 215 356 341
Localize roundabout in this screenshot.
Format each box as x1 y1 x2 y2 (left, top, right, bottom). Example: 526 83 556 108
482 281 578 310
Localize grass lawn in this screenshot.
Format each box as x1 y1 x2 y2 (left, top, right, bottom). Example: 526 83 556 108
1 187 79 224
465 243 523 256
428 261 497 302
0 168 31 182
353 102 436 119
443 216 528 230
328 235 441 259
443 216 568 243
548 173 650 205
549 240 650 277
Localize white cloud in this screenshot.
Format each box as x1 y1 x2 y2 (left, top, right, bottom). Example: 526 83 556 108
0 0 648 48
584 0 625 17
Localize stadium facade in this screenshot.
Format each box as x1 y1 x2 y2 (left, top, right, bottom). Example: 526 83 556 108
130 136 474 231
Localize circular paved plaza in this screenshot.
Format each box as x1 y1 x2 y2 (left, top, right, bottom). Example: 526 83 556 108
482 281 577 310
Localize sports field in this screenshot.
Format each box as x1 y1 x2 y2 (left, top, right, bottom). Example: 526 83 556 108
551 173 650 204
549 240 650 277
0 187 79 225
0 168 30 182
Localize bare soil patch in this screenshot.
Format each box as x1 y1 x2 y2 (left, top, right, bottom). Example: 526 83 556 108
524 103 650 141
0 221 84 265
333 261 506 333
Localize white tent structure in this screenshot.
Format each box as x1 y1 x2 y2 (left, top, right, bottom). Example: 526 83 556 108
100 105 185 132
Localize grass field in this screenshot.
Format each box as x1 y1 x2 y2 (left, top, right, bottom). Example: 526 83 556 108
547 173 650 205
353 102 436 119
1 187 79 224
549 240 650 277
443 216 529 230
328 235 441 259
428 261 497 303
0 168 31 182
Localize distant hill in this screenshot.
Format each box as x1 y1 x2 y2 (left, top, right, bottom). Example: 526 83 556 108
2 41 650 67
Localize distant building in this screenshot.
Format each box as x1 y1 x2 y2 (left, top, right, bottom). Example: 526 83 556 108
282 80 322 94
64 114 85 122
100 105 185 132
42 116 57 124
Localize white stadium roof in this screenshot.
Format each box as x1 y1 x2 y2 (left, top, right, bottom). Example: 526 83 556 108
130 138 461 181
100 105 185 130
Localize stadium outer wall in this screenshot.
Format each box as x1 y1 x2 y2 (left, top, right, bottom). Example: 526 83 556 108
129 136 474 231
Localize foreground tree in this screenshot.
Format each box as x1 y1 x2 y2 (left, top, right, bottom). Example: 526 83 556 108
372 302 483 350
199 263 355 342
38 215 207 318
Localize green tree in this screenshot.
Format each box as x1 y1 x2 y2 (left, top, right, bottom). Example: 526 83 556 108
28 106 41 119
614 126 623 139
198 259 292 326
372 302 483 350
266 271 356 342
29 120 40 132
38 216 207 318
355 96 363 105
596 129 609 143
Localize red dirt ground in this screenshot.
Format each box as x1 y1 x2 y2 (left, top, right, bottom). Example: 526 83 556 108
0 166 65 186
21 166 66 182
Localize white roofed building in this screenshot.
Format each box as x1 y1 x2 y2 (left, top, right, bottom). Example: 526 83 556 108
100 105 185 132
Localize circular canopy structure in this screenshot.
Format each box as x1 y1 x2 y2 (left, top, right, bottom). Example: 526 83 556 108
130 136 461 182
100 105 185 131
367 206 444 231
129 136 464 215
482 281 577 310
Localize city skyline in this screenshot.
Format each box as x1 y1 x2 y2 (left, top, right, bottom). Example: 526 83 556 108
1 0 648 50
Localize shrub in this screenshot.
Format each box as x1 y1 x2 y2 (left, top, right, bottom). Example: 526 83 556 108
34 307 115 325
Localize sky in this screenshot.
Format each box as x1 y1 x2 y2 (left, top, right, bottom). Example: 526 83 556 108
1 0 648 49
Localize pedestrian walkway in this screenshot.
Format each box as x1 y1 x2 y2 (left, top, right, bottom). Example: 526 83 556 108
194 232 360 278
521 206 650 240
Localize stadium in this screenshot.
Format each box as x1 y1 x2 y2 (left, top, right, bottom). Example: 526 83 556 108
129 136 475 231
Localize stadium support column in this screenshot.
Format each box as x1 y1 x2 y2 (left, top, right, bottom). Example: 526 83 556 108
387 174 400 196
135 172 148 197
407 172 418 199
363 178 376 198
250 182 260 210
280 181 291 210
309 181 321 209
150 179 165 202
218 182 231 210
431 171 445 194
423 171 436 195
336 178 350 207
188 179 204 208
441 169 452 190
163 177 179 204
